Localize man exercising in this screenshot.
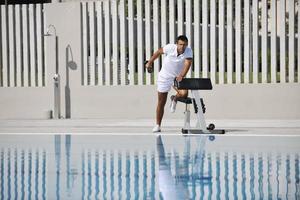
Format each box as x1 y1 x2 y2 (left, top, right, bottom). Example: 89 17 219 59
145 35 193 132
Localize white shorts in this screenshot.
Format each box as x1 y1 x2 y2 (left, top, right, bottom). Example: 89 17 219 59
157 75 174 93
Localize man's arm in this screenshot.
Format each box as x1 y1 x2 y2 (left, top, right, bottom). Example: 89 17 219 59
145 48 164 69
176 58 193 82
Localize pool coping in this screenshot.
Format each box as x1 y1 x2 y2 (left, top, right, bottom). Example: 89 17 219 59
0 119 300 135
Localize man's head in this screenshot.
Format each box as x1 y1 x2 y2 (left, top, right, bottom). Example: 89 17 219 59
176 35 188 54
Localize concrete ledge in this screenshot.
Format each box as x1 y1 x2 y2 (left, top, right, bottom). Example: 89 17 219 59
0 83 299 120
72 83 300 120
0 119 299 134
0 87 52 119
206 83 300 119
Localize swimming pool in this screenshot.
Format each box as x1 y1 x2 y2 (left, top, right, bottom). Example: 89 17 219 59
0 134 299 200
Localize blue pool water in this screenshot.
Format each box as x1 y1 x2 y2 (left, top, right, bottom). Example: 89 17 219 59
0 134 299 200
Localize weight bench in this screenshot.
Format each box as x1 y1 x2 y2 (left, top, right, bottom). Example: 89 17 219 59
174 78 225 134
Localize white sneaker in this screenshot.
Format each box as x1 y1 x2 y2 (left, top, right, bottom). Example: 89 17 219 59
152 125 161 133
170 98 177 113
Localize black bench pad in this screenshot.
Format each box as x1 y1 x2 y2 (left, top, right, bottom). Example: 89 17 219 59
174 78 213 90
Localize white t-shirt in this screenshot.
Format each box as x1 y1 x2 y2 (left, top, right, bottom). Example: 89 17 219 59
159 44 193 79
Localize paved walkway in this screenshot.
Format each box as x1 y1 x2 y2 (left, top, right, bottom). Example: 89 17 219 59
0 119 300 135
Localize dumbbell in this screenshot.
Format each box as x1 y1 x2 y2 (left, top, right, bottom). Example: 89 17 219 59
144 60 153 73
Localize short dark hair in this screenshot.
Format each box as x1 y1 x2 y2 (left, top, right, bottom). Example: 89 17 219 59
176 35 188 43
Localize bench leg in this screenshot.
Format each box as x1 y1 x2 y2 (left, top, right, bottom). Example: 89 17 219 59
183 110 191 129
191 90 210 133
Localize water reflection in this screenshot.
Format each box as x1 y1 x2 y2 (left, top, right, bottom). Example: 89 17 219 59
55 135 61 200
157 135 188 200
1 150 4 200
157 135 216 200
156 135 300 200
296 155 300 199
78 137 157 200
0 135 299 199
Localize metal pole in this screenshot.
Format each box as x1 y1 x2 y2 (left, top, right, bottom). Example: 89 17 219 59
53 74 61 119
45 24 61 119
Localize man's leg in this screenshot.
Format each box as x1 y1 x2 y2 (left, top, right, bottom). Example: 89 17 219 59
170 89 188 113
175 89 188 99
156 92 168 126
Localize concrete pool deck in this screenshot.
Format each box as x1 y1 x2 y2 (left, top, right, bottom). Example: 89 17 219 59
0 119 300 135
